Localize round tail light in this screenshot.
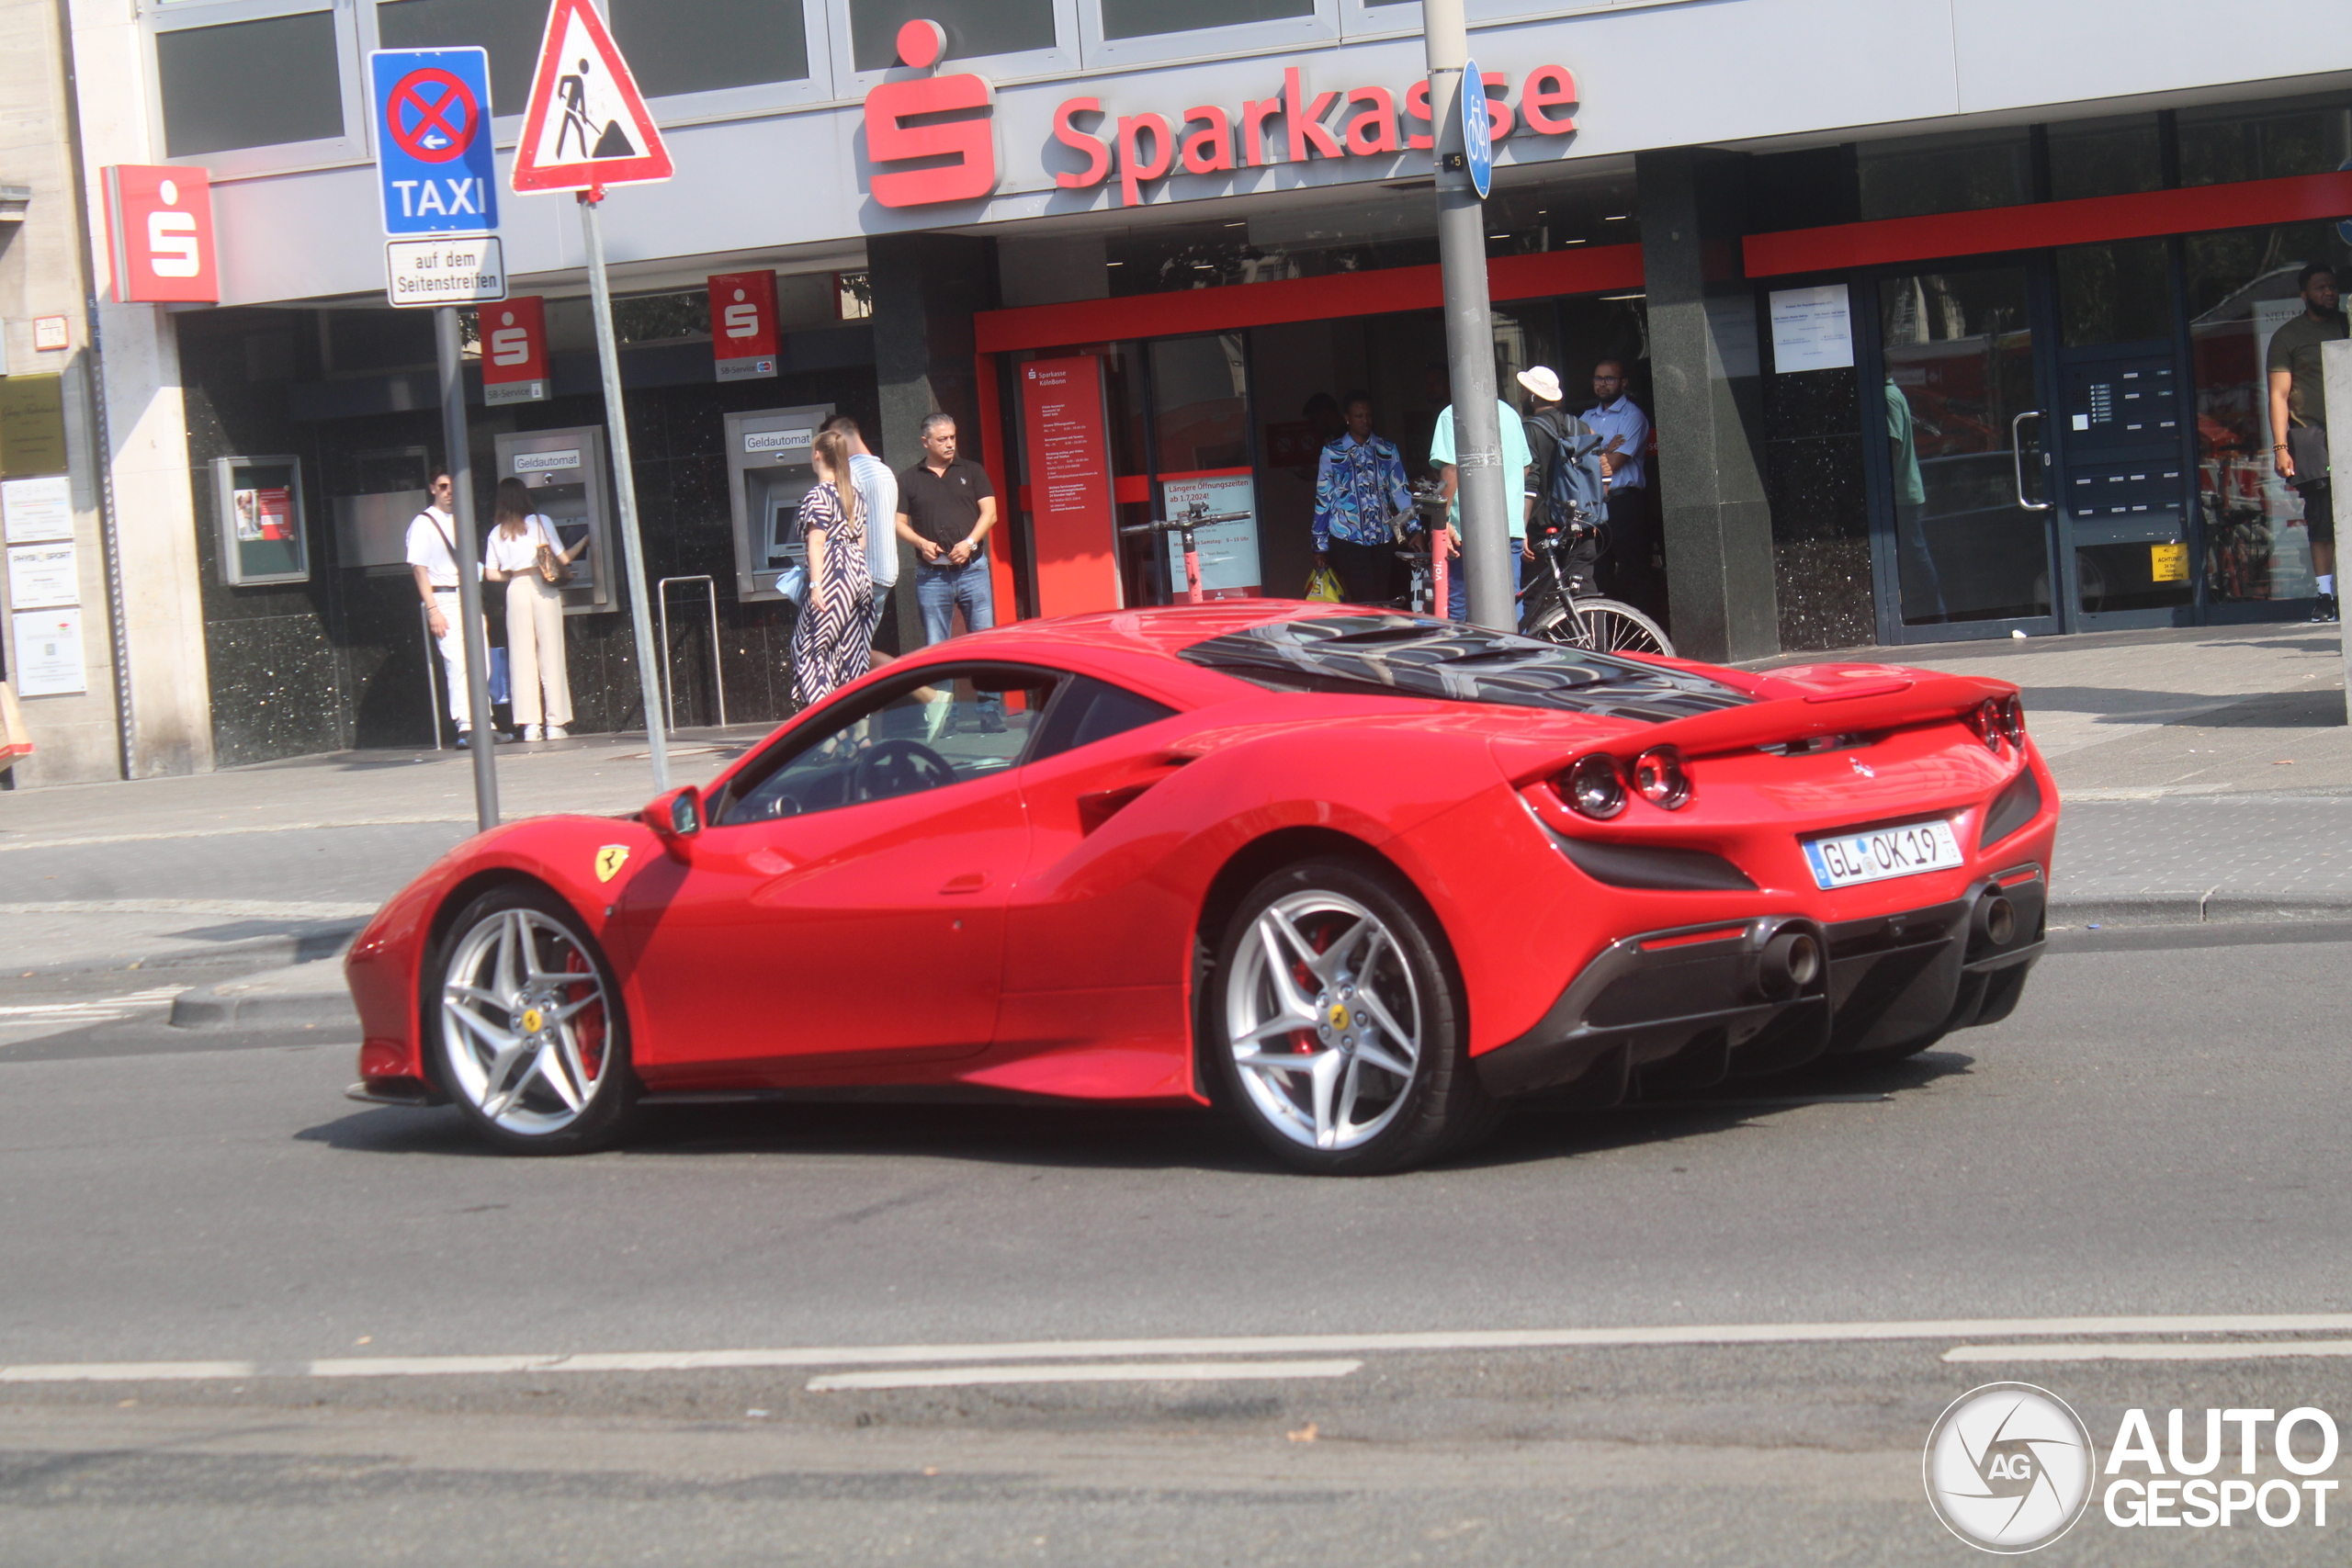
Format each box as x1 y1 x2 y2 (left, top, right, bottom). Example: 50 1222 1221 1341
1632 747 1692 809
1973 699 2005 752
1565 754 1627 819
1998 694 2026 746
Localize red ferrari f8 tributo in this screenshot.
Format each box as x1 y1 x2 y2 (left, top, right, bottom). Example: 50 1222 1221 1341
345 604 2057 1174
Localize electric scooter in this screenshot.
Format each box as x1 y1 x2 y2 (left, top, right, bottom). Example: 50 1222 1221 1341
1121 501 1253 605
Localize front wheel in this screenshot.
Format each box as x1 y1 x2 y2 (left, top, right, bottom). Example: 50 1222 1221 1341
1205 857 1490 1175
1527 596 1674 657
433 884 637 1154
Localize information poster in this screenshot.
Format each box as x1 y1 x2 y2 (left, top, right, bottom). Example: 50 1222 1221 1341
1769 284 1855 373
2 474 71 543
10 605 85 696
232 487 293 542
6 541 76 608
1159 470 1261 598
1018 355 1120 616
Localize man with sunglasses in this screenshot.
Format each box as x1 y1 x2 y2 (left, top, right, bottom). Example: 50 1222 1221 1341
406 469 501 747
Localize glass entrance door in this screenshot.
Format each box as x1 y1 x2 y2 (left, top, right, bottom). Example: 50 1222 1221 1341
1877 265 2060 633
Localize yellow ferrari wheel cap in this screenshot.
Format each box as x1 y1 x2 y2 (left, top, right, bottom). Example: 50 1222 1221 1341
519 1008 546 1034
1328 1003 1350 1032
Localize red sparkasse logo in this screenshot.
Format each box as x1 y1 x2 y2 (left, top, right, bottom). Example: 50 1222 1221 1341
102 165 219 304
865 19 998 209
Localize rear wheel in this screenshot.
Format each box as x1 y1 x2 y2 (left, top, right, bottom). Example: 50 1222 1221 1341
433 885 636 1154
1529 597 1673 657
1206 857 1490 1175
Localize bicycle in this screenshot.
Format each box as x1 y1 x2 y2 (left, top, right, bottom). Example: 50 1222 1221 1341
1513 507 1675 657
1121 502 1254 604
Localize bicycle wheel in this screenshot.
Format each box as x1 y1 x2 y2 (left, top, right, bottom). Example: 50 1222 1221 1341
1568 597 1674 657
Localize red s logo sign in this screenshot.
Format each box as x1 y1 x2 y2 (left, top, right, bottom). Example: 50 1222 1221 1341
865 19 997 208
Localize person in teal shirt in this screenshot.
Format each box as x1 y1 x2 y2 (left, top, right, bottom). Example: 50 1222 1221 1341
1429 398 1532 621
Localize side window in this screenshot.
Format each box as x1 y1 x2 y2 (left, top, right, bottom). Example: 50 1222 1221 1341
1027 676 1180 765
721 666 1058 824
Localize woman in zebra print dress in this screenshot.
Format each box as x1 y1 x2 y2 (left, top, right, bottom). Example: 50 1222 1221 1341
789 429 876 709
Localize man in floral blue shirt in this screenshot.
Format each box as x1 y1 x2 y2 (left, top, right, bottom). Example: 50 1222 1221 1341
1312 391 1415 604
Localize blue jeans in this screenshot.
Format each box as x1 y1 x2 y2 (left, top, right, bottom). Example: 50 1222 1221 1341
1447 545 1524 623
916 555 1001 717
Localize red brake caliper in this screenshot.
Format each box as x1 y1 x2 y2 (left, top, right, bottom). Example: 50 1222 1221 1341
565 948 604 1081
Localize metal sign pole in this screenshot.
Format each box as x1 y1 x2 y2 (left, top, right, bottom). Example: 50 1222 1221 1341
578 188 671 791
1423 0 1513 631
435 304 500 828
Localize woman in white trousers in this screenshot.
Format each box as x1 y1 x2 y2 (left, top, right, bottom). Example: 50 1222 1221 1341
481 477 584 740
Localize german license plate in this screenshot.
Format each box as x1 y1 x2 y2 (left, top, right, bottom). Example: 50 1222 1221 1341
1802 818 1963 890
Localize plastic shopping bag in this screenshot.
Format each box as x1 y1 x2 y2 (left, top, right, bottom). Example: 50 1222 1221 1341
1304 566 1345 604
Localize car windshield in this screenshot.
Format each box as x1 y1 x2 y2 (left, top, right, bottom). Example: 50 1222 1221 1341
1177 615 1753 721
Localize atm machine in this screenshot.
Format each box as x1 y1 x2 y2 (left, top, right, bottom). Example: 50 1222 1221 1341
726 403 833 602
492 426 618 614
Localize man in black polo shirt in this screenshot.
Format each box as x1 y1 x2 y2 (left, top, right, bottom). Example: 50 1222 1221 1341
2268 262 2346 621
896 412 1003 727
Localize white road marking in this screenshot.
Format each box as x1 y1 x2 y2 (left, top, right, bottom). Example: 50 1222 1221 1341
10 1314 2352 1384
0 987 185 1023
0 818 469 852
0 899 378 919
805 1360 1362 1392
1945 1339 2352 1365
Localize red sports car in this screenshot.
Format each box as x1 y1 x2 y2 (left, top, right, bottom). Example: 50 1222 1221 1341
345 604 2056 1175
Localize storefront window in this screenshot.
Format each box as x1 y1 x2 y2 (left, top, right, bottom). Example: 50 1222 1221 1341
1857 129 2031 221
157 11 343 157
2177 92 2352 187
1879 268 2052 625
2184 221 2350 603
1101 0 1311 38
2055 238 2173 348
376 0 548 111
2047 113 2164 202
609 0 809 97
848 0 1054 69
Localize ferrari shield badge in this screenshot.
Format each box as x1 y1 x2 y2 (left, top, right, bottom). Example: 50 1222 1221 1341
594 845 629 883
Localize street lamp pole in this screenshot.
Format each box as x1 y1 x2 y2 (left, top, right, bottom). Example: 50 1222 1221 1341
1422 0 1513 631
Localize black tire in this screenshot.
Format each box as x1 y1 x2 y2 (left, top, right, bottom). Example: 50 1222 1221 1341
1204 856 1490 1175
430 883 638 1154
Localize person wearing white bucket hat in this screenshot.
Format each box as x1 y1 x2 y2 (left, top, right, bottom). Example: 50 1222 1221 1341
1517 367 1603 604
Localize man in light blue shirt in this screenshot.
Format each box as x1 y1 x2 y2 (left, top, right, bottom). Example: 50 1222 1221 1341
1579 361 1657 613
1428 397 1532 621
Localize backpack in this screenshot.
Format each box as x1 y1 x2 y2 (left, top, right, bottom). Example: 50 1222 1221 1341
1531 410 1609 533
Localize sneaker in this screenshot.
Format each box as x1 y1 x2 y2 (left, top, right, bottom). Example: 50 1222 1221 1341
2312 593 2340 624
978 710 1007 735
545 725 569 740
455 731 470 749
520 724 543 741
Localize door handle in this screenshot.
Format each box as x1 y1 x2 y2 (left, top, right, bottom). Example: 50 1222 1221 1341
939 872 989 895
2012 411 2052 513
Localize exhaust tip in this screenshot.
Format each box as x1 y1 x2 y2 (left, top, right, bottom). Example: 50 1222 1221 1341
1757 930 1822 999
1976 895 2017 947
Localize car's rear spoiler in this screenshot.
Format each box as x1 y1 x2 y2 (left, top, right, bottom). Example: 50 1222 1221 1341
1634 673 2014 761
1490 672 2018 784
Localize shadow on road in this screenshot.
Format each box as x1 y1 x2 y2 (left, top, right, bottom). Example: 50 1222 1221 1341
298 1049 1973 1176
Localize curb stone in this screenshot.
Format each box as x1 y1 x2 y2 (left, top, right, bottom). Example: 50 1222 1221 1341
168 959 360 1032
2046 892 2352 928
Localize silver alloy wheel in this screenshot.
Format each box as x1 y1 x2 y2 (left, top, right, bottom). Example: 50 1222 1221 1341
439 907 611 1137
1224 889 1423 1151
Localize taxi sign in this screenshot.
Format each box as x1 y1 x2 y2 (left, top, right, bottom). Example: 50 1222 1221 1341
1462 56 1492 199
369 48 500 236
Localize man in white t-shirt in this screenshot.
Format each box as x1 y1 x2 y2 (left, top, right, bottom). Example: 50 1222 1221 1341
405 469 495 745
821 413 899 651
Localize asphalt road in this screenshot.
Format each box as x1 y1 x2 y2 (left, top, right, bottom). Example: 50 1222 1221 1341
1 919 2347 1564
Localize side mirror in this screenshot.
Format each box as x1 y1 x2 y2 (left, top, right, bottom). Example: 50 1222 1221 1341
645 785 704 856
